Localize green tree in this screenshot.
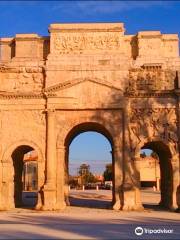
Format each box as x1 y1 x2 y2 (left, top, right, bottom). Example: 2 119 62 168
78 163 96 185
103 163 112 181
78 163 90 176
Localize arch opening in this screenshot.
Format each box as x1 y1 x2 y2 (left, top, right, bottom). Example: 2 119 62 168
64 123 114 209
12 145 38 208
139 141 173 209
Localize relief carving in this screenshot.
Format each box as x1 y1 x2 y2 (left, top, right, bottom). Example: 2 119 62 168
0 67 44 93
53 33 121 54
139 39 160 54
128 108 178 156
126 68 175 92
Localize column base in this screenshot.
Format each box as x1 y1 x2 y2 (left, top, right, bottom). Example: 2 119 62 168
41 184 57 211
65 196 70 206
122 204 144 211
113 201 121 210
55 201 67 210
121 183 144 211
34 191 43 210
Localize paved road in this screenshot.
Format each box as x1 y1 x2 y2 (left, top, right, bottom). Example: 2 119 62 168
69 189 161 210
0 190 179 239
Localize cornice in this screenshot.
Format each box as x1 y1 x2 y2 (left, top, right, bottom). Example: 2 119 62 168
0 92 44 99
124 90 175 98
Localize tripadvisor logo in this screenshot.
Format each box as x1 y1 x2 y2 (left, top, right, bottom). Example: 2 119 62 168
134 226 173 236
135 227 143 236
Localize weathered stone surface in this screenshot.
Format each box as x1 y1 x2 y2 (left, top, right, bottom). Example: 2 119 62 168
0 22 179 211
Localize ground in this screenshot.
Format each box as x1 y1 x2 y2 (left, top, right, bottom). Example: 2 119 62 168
0 190 179 239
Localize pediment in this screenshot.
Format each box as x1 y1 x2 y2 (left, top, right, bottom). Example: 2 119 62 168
45 78 124 108
45 78 123 93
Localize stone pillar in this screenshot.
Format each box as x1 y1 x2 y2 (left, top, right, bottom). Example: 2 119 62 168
42 109 57 210
177 97 180 210
171 159 179 210
1 161 14 210
0 161 2 208
156 177 160 191
134 157 143 209
56 146 66 209
175 92 180 210
121 100 143 210
64 146 70 206
46 109 56 186
113 143 123 210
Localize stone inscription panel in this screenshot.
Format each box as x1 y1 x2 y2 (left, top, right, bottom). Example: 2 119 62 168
51 32 124 54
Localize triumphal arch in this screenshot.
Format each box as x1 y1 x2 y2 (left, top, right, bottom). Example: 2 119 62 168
0 23 180 211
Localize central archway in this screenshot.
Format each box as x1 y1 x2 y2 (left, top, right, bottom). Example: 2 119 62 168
64 122 115 209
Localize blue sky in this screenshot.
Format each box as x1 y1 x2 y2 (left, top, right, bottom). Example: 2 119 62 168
69 132 112 175
0 1 180 37
0 1 179 175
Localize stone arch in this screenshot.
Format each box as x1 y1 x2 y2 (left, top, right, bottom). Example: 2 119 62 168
2 139 44 163
138 140 178 209
59 121 116 207
1 140 44 209
64 122 114 148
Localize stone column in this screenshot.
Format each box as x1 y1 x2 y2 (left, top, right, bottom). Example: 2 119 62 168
122 99 143 210
174 91 180 210
171 158 179 210
113 142 123 210
64 146 70 205
134 157 143 209
56 146 66 209
177 96 180 210
0 161 2 209
42 109 57 210
156 177 160 191
46 109 56 186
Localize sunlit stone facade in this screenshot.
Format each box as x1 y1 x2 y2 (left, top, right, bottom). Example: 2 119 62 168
0 23 180 210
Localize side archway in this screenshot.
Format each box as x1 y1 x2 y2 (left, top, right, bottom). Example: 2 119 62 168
139 140 175 209
1 140 44 209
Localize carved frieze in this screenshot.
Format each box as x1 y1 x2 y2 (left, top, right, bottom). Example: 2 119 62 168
52 33 122 54
0 66 44 73
126 68 176 93
0 66 44 93
128 107 178 156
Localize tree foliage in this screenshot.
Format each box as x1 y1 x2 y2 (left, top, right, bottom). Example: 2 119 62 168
103 163 112 181
78 163 96 185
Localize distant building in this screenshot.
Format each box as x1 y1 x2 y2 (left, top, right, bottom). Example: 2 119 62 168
94 174 104 182
138 156 160 189
23 151 38 191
